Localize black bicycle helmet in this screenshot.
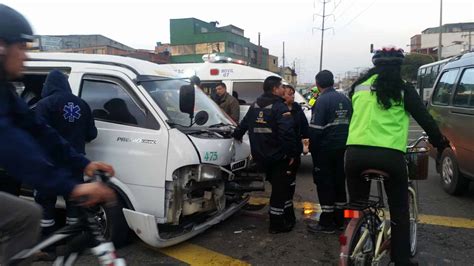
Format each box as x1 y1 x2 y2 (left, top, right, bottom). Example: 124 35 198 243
0 4 34 44
372 47 405 66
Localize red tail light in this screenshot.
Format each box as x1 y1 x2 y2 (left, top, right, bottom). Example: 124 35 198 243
344 210 360 219
210 69 219 75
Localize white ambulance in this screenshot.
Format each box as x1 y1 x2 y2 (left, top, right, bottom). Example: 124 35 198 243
163 59 310 122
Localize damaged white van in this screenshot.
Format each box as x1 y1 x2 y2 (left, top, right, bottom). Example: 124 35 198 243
19 53 262 248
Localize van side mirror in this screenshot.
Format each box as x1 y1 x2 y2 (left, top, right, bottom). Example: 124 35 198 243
179 85 195 121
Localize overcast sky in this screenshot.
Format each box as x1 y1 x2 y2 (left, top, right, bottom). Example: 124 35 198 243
3 0 474 83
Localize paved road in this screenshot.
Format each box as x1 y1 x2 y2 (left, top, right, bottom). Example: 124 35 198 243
34 121 474 265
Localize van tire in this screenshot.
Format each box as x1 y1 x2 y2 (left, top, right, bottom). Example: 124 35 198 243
440 149 468 195
100 197 131 248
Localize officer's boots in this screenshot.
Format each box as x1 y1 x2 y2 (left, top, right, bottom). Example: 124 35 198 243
269 213 293 234
284 207 296 228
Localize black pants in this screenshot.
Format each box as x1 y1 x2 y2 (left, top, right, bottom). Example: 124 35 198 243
285 156 301 223
34 169 83 234
263 159 291 228
311 148 347 227
345 146 410 264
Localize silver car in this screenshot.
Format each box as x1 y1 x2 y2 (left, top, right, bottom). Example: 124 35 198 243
428 52 474 195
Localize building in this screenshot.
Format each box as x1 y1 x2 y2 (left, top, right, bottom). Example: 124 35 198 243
412 22 474 59
280 67 297 87
410 34 422 53
30 35 170 64
268 55 279 73
169 18 275 70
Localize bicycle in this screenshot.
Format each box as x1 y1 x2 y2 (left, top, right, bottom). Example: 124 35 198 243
339 134 429 266
8 171 126 266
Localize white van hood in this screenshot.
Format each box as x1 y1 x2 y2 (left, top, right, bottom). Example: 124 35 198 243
188 136 250 166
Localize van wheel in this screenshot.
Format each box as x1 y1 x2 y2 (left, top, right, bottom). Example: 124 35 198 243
440 149 468 195
97 198 131 248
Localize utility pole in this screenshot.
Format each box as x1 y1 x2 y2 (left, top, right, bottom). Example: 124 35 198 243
438 0 443 60
282 41 286 69
313 0 334 72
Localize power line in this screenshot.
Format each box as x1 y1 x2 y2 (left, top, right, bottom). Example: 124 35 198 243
334 0 358 18
339 0 378 30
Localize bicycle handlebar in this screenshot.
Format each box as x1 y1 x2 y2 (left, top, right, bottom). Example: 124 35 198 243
406 133 429 153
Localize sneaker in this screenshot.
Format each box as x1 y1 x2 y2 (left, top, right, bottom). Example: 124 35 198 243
307 223 335 234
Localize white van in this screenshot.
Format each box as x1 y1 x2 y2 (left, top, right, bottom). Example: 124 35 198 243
162 62 311 121
19 53 261 248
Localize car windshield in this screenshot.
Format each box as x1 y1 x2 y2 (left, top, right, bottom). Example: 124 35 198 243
141 78 233 128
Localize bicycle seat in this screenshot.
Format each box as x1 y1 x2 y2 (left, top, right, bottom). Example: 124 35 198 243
361 169 390 181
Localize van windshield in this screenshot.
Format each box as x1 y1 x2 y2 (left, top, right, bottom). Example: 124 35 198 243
141 79 233 128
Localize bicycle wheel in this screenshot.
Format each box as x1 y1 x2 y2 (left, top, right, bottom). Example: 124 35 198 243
340 213 378 266
408 185 418 257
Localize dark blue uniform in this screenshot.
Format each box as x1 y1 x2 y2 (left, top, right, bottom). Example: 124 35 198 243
34 70 97 228
285 102 309 225
309 87 352 228
0 81 90 196
233 93 297 230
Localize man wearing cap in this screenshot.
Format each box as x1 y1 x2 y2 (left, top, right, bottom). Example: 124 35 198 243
307 70 352 234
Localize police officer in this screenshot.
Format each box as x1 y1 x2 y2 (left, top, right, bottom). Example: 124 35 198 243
35 70 98 235
307 70 352 234
308 86 320 108
282 84 309 227
233 76 297 233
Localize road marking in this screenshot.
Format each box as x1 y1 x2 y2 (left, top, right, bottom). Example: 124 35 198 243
159 243 250 266
418 214 474 229
249 197 474 229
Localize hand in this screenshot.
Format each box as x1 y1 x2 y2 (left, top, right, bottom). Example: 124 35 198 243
84 161 115 177
70 182 116 207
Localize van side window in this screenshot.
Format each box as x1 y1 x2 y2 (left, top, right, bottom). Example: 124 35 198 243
453 68 474 107
233 82 263 105
80 78 147 127
432 69 459 105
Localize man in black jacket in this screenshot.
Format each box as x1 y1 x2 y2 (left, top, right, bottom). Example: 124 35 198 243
0 5 115 263
35 70 98 234
233 76 297 233
307 70 352 234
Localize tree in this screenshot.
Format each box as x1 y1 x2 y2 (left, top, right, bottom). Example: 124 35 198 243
401 53 436 82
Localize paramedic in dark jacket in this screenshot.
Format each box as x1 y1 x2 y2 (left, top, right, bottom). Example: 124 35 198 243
0 4 115 262
282 84 309 227
35 70 98 234
233 76 297 234
307 70 352 234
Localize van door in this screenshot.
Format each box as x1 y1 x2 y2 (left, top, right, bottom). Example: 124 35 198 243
79 72 169 215
450 67 474 177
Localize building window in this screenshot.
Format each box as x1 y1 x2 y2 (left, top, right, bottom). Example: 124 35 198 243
201 27 208 33
227 42 243 56
171 45 195 56
195 42 225 54
244 47 249 57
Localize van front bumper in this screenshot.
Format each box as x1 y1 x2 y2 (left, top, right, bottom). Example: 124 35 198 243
122 196 249 248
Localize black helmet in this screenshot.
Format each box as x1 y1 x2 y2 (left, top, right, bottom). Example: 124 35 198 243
372 47 405 66
0 4 34 44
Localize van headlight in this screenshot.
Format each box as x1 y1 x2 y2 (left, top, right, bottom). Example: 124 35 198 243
198 165 222 181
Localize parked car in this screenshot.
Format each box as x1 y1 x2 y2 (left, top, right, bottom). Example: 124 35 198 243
17 52 263 248
428 52 474 195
